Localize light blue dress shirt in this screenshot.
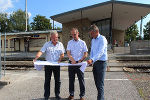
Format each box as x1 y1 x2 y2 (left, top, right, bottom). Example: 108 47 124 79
40 41 65 62
67 39 88 61
90 34 108 63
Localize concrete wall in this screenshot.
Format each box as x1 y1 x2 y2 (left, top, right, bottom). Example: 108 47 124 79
20 39 24 51
130 40 150 54
62 18 91 49
29 34 47 52
29 47 42 52
112 29 125 46
113 47 130 54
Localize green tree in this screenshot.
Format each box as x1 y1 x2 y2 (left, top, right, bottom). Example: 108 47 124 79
54 26 62 30
143 21 150 40
0 13 13 32
31 15 52 30
10 9 28 32
125 24 139 43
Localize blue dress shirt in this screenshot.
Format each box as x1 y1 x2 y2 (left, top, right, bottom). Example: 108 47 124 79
90 34 108 63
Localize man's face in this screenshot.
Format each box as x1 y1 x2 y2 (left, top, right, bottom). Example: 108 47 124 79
71 29 79 40
89 30 98 38
51 34 58 44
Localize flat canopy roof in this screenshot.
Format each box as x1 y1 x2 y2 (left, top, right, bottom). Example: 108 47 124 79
50 0 150 30
1 30 61 36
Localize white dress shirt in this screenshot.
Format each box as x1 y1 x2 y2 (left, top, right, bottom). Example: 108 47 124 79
40 41 65 62
67 38 88 61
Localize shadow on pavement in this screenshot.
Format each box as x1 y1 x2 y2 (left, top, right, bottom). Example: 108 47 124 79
0 81 9 89
32 97 80 100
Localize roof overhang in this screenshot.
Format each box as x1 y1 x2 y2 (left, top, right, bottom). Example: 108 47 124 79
50 0 150 30
1 30 62 36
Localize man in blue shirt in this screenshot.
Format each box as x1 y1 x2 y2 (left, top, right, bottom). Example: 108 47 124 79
67 28 88 100
33 31 65 100
87 24 108 100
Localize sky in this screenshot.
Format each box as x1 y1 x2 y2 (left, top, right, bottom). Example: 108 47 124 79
0 0 150 35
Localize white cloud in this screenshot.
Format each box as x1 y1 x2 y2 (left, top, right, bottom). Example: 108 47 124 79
28 12 31 18
0 0 13 12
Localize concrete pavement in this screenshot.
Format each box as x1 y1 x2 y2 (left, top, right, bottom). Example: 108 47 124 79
0 70 143 100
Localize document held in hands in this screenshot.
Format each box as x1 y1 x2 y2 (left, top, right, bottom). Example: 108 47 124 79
34 61 88 73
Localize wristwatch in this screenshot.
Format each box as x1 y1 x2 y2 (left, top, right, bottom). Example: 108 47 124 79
79 59 83 62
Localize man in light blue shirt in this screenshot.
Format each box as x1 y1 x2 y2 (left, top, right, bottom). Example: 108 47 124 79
33 31 65 100
67 28 88 100
87 24 107 100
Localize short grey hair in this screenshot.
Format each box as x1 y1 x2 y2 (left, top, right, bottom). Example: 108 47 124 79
71 28 79 33
89 24 99 32
50 30 58 37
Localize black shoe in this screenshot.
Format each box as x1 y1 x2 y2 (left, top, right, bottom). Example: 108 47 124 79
56 96 61 100
68 95 74 100
44 97 49 100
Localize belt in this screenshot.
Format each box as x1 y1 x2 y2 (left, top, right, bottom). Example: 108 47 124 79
96 60 106 62
69 60 79 64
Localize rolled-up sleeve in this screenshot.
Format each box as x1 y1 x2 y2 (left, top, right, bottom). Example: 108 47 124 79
40 42 48 53
67 41 71 51
60 43 65 54
83 41 88 52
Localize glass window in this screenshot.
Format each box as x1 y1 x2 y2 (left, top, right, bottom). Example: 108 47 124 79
93 19 111 44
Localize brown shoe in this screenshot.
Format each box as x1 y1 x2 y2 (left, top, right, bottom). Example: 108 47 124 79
80 97 84 100
68 96 74 100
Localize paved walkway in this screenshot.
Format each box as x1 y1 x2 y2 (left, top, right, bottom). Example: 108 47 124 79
0 70 143 100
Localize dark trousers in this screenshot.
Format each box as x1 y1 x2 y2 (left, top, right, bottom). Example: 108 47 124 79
68 66 85 97
44 66 61 98
93 61 107 100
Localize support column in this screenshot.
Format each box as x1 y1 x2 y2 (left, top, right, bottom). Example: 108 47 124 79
140 16 143 39
0 32 1 79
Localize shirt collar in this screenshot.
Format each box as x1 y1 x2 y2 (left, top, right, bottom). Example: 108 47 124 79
73 38 81 41
50 41 59 45
95 34 100 39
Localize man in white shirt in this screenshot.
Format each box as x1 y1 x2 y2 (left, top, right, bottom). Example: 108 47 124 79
67 28 88 100
33 31 65 100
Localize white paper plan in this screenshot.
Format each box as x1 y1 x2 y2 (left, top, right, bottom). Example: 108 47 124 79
34 61 88 73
